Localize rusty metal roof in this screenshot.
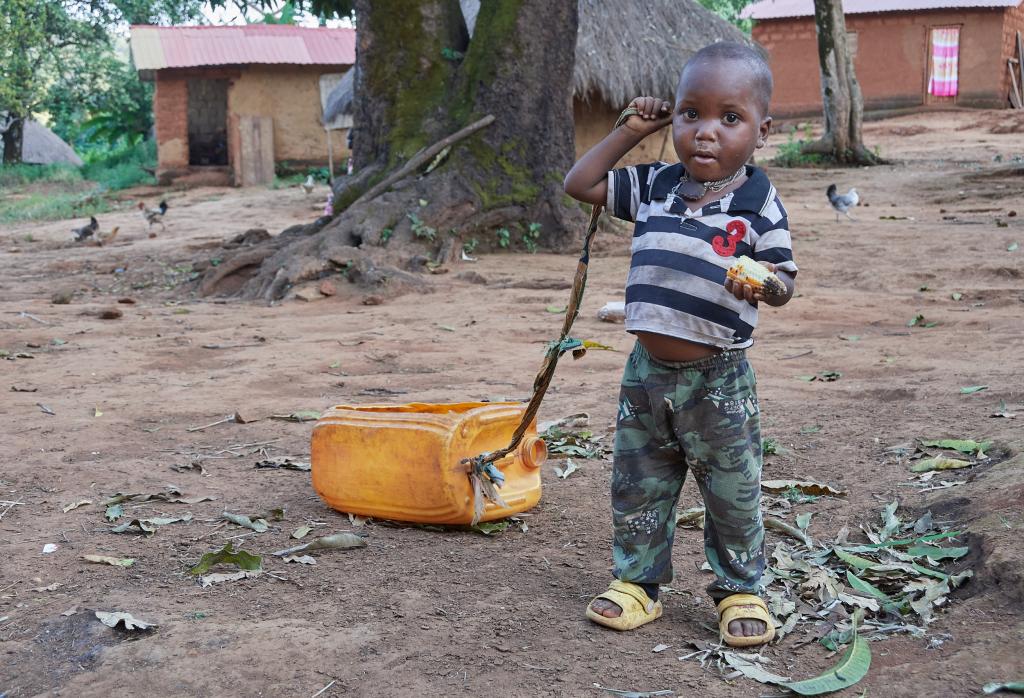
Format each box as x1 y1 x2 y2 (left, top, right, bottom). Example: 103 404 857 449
742 0 1021 19
130 25 355 71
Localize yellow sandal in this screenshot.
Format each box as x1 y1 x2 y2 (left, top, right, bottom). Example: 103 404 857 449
586 580 663 631
717 593 776 647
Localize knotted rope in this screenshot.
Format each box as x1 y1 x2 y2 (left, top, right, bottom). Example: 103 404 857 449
465 107 639 524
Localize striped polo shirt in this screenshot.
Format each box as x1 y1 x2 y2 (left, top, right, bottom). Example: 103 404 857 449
606 162 798 350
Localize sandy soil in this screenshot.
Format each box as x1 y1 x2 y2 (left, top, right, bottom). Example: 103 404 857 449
1 110 1023 697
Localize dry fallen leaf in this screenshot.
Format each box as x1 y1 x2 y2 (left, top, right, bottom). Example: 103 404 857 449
82 554 135 568
95 611 156 631
62 499 92 513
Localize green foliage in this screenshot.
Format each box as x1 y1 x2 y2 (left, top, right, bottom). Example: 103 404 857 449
211 0 353 20
258 0 297 23
462 237 479 255
42 42 154 148
695 0 753 32
379 227 393 245
81 139 156 189
407 212 437 241
771 125 826 168
0 162 81 188
522 221 542 253
0 139 154 222
1 0 205 162
496 227 511 248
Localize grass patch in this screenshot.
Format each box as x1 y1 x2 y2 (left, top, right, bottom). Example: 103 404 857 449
771 125 827 168
0 139 155 223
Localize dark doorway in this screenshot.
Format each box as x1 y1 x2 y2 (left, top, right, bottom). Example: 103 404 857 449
187 79 228 166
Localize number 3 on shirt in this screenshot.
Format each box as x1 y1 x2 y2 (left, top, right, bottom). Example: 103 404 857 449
712 220 746 257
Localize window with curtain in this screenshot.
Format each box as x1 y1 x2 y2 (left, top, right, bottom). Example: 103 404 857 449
928 26 960 97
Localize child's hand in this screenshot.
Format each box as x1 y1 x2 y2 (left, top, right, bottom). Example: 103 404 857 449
622 97 673 137
725 261 776 304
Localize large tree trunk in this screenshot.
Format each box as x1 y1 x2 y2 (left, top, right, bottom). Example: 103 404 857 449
199 0 580 302
803 0 880 165
1 114 25 164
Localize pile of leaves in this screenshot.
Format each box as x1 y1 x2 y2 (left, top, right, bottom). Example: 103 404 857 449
678 496 973 693
540 414 610 460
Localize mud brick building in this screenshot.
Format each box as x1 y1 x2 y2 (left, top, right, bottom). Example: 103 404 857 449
130 25 354 185
741 0 1024 116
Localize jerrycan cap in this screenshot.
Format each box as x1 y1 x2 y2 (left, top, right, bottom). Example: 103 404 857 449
519 436 548 469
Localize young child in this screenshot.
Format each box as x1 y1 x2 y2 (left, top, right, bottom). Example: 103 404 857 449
563 42 797 647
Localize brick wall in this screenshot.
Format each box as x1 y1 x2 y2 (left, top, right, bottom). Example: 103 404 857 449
753 8 1010 116
154 77 188 168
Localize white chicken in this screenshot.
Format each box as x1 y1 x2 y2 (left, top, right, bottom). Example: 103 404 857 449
826 184 859 222
139 200 168 233
301 174 316 196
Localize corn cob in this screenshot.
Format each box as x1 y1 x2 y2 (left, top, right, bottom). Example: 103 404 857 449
726 255 786 297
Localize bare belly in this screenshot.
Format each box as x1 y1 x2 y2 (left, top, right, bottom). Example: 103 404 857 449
635 331 722 362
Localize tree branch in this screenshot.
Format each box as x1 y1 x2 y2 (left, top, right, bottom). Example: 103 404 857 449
348 114 496 209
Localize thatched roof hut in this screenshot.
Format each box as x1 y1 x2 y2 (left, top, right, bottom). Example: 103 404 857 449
574 0 752 107
0 118 84 167
322 67 356 126
324 1 751 160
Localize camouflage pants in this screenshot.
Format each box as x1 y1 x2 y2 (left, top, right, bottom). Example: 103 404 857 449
611 342 765 600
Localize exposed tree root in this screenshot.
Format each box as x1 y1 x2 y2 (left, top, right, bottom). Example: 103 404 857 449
195 165 581 304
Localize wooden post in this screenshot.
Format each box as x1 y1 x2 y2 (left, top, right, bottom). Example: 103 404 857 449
325 128 335 184
238 115 274 187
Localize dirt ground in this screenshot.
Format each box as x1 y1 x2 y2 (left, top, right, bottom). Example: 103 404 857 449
2 110 1023 698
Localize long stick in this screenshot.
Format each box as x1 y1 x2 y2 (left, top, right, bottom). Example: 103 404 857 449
349 114 495 208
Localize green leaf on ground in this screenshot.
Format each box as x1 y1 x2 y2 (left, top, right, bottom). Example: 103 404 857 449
905 545 969 560
919 438 991 456
222 512 269 533
1008 242 1020 252
846 570 892 603
291 525 313 539
960 385 989 394
189 542 263 575
782 611 871 695
471 520 511 536
910 456 972 473
104 503 124 522
834 548 878 570
545 305 566 314
951 292 963 301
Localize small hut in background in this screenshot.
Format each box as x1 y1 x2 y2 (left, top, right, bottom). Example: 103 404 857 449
322 0 751 168
130 24 355 186
0 118 84 166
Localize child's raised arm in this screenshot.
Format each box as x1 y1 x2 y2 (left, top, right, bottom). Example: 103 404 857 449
563 97 673 207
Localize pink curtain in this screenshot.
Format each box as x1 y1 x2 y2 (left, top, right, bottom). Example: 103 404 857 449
928 27 960 97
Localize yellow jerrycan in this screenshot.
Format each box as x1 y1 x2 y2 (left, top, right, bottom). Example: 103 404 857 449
311 402 547 524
